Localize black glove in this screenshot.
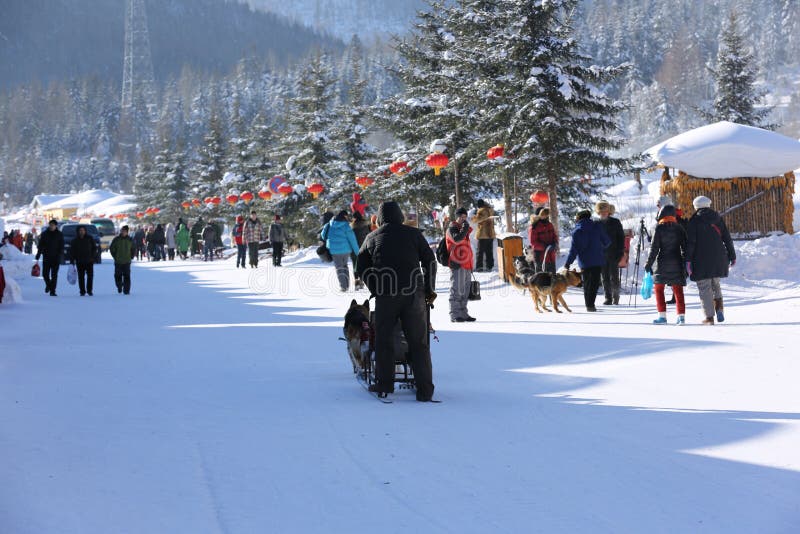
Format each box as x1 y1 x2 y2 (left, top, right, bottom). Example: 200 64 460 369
425 292 437 306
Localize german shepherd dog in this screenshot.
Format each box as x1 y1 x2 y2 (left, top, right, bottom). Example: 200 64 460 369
343 299 372 372
511 255 582 313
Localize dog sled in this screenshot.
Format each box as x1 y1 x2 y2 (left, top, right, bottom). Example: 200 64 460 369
342 299 434 401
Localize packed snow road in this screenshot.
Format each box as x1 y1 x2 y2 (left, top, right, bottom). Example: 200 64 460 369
1 251 799 533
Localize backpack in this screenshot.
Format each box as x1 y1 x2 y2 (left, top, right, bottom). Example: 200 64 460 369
435 236 449 267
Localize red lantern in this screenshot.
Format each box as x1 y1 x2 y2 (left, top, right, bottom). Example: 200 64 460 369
258 189 272 201
389 160 409 176
136 211 145 219
278 183 294 197
240 191 254 204
355 175 374 188
425 153 449 176
530 190 549 205
192 198 201 206
307 183 325 199
204 197 212 204
487 144 505 160
181 201 191 210
98 213 105 218
226 194 239 205
210 196 222 206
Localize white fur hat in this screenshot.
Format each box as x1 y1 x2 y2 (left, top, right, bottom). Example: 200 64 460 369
693 195 712 209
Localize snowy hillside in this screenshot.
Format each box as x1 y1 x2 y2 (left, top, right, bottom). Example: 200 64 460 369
1 241 798 532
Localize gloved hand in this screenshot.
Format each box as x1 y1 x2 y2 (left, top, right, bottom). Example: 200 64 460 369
644 265 652 274
686 261 692 276
425 292 437 306
730 259 736 267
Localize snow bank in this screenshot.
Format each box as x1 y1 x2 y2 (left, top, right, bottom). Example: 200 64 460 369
0 244 32 303
647 121 800 179
729 233 800 288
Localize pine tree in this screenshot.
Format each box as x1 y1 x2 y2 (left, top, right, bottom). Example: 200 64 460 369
194 112 227 199
700 11 775 129
449 0 631 233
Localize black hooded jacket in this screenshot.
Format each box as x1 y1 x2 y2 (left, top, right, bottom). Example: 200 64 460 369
356 202 436 296
69 229 98 264
686 207 736 281
645 206 687 286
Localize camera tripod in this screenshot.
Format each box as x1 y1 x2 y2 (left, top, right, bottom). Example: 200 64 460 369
627 217 651 307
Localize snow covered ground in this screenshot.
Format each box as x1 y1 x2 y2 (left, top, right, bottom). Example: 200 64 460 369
1 242 799 533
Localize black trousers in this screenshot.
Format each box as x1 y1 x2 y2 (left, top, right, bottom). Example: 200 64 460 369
373 291 434 400
43 259 59 293
476 239 494 271
114 263 131 293
272 241 283 266
601 257 621 302
582 266 602 308
248 243 259 267
236 244 247 267
76 262 94 294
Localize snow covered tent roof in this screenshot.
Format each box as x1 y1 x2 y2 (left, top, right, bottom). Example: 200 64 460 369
30 194 71 210
40 189 120 210
77 194 136 217
646 121 800 179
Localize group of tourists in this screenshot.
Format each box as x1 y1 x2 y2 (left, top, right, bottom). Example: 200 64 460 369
2 228 36 254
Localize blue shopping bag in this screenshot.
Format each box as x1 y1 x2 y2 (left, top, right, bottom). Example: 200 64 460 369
640 271 653 300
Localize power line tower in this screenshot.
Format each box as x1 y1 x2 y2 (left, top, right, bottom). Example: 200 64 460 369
121 0 156 121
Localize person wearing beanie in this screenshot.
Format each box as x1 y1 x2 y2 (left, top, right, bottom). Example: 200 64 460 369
528 207 558 273
564 209 610 311
356 201 437 401
231 215 247 268
35 219 64 296
446 207 476 322
269 214 287 266
471 199 496 272
110 225 134 294
350 211 372 290
321 209 360 291
242 210 265 268
595 200 625 305
686 196 736 325
645 205 687 324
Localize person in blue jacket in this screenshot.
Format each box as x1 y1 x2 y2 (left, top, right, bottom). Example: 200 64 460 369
564 209 610 311
321 210 360 291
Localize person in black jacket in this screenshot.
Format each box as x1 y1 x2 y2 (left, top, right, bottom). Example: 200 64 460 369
350 211 372 289
36 219 64 296
644 205 687 324
356 201 437 401
150 223 166 261
69 225 98 296
686 196 736 325
596 201 625 305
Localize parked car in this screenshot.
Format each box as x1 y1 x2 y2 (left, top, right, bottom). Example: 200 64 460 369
60 223 102 264
83 217 116 252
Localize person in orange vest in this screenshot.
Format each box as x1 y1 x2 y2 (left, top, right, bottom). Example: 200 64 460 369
446 207 475 322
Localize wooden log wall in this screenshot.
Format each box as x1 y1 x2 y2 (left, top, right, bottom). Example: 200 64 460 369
661 171 795 236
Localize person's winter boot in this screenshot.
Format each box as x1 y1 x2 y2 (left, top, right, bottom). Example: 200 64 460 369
653 312 667 325
702 316 715 325
714 298 725 323
676 315 685 325
603 297 613 305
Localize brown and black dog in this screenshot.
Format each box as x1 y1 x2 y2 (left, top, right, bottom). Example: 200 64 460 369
528 269 583 313
343 299 372 371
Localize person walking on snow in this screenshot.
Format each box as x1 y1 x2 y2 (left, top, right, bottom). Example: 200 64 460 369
564 209 610 312
165 223 176 261
471 199 496 272
269 215 286 267
686 196 736 325
321 210 360 291
350 211 372 290
356 201 437 401
110 225 134 294
175 223 190 260
596 200 626 305
528 207 558 274
36 219 64 296
446 207 476 322
350 192 368 218
201 222 217 262
231 215 246 268
645 205 687 324
69 225 98 296
242 210 265 268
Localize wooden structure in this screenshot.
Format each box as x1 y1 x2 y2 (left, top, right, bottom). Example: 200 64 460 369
660 170 795 236
496 235 523 283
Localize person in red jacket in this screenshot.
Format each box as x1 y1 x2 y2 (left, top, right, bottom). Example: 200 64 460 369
528 207 558 273
350 192 368 218
231 215 246 268
446 207 475 322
